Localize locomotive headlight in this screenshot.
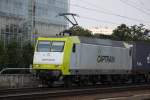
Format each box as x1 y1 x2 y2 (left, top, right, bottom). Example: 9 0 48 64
35 64 39 67
55 65 59 67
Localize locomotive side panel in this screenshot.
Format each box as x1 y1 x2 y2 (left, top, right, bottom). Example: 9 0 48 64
70 43 132 75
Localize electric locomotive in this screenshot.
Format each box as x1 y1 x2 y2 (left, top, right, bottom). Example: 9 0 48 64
33 36 139 86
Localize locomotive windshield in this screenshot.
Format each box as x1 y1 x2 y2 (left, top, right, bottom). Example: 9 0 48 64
37 41 64 52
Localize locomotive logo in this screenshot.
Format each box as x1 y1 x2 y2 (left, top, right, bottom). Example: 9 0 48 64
47 53 51 56
97 48 115 63
43 53 50 57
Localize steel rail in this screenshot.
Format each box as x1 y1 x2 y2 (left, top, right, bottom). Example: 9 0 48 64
0 68 33 74
0 84 150 100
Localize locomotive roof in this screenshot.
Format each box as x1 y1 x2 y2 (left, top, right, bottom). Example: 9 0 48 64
78 36 127 48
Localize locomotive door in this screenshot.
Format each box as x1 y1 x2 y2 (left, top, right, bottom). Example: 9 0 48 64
71 44 80 68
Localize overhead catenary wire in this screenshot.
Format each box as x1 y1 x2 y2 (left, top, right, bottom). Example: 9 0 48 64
120 0 150 16
77 0 150 27
54 0 150 24
79 16 119 25
132 0 150 12
138 0 144 5
80 0 150 15
72 3 150 23
55 1 120 25
75 0 150 23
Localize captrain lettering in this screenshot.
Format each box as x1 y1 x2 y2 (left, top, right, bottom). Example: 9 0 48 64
97 55 115 63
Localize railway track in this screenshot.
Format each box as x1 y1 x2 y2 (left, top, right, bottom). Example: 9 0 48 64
0 87 50 95
0 84 150 100
0 83 130 95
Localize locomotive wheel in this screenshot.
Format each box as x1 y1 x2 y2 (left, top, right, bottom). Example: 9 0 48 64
47 81 54 87
100 75 109 84
64 76 72 87
90 76 98 85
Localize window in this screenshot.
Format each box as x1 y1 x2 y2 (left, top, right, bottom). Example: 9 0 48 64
37 41 64 52
51 42 64 52
129 47 132 56
72 44 76 53
37 41 51 52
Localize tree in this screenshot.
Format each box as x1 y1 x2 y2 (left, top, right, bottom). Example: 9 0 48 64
111 24 150 41
0 41 4 70
0 23 33 71
70 26 92 37
0 41 4 62
111 24 131 41
22 43 34 68
130 24 150 41
6 41 22 68
93 34 112 39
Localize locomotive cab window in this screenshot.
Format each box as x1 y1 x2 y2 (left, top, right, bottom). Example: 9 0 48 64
129 47 132 56
72 44 76 53
51 42 64 52
37 41 64 52
37 41 51 52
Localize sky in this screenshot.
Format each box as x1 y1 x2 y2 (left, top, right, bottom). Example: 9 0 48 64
70 0 150 29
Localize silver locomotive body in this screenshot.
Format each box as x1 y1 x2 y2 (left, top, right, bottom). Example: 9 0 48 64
70 37 132 75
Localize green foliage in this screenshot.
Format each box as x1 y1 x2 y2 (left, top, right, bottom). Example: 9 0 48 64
6 41 21 68
0 23 34 71
68 24 150 42
112 24 131 41
0 41 4 70
70 26 92 37
0 41 4 61
0 41 34 71
22 43 34 68
93 34 112 39
112 24 150 41
130 24 149 41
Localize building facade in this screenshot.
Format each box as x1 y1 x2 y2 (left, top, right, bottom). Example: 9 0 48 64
0 0 69 45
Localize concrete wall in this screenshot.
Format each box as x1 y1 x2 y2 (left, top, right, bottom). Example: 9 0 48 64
0 74 40 89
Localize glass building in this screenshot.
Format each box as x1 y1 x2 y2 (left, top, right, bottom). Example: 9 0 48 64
0 0 69 45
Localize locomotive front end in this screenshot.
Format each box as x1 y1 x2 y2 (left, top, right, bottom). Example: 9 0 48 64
33 37 70 83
